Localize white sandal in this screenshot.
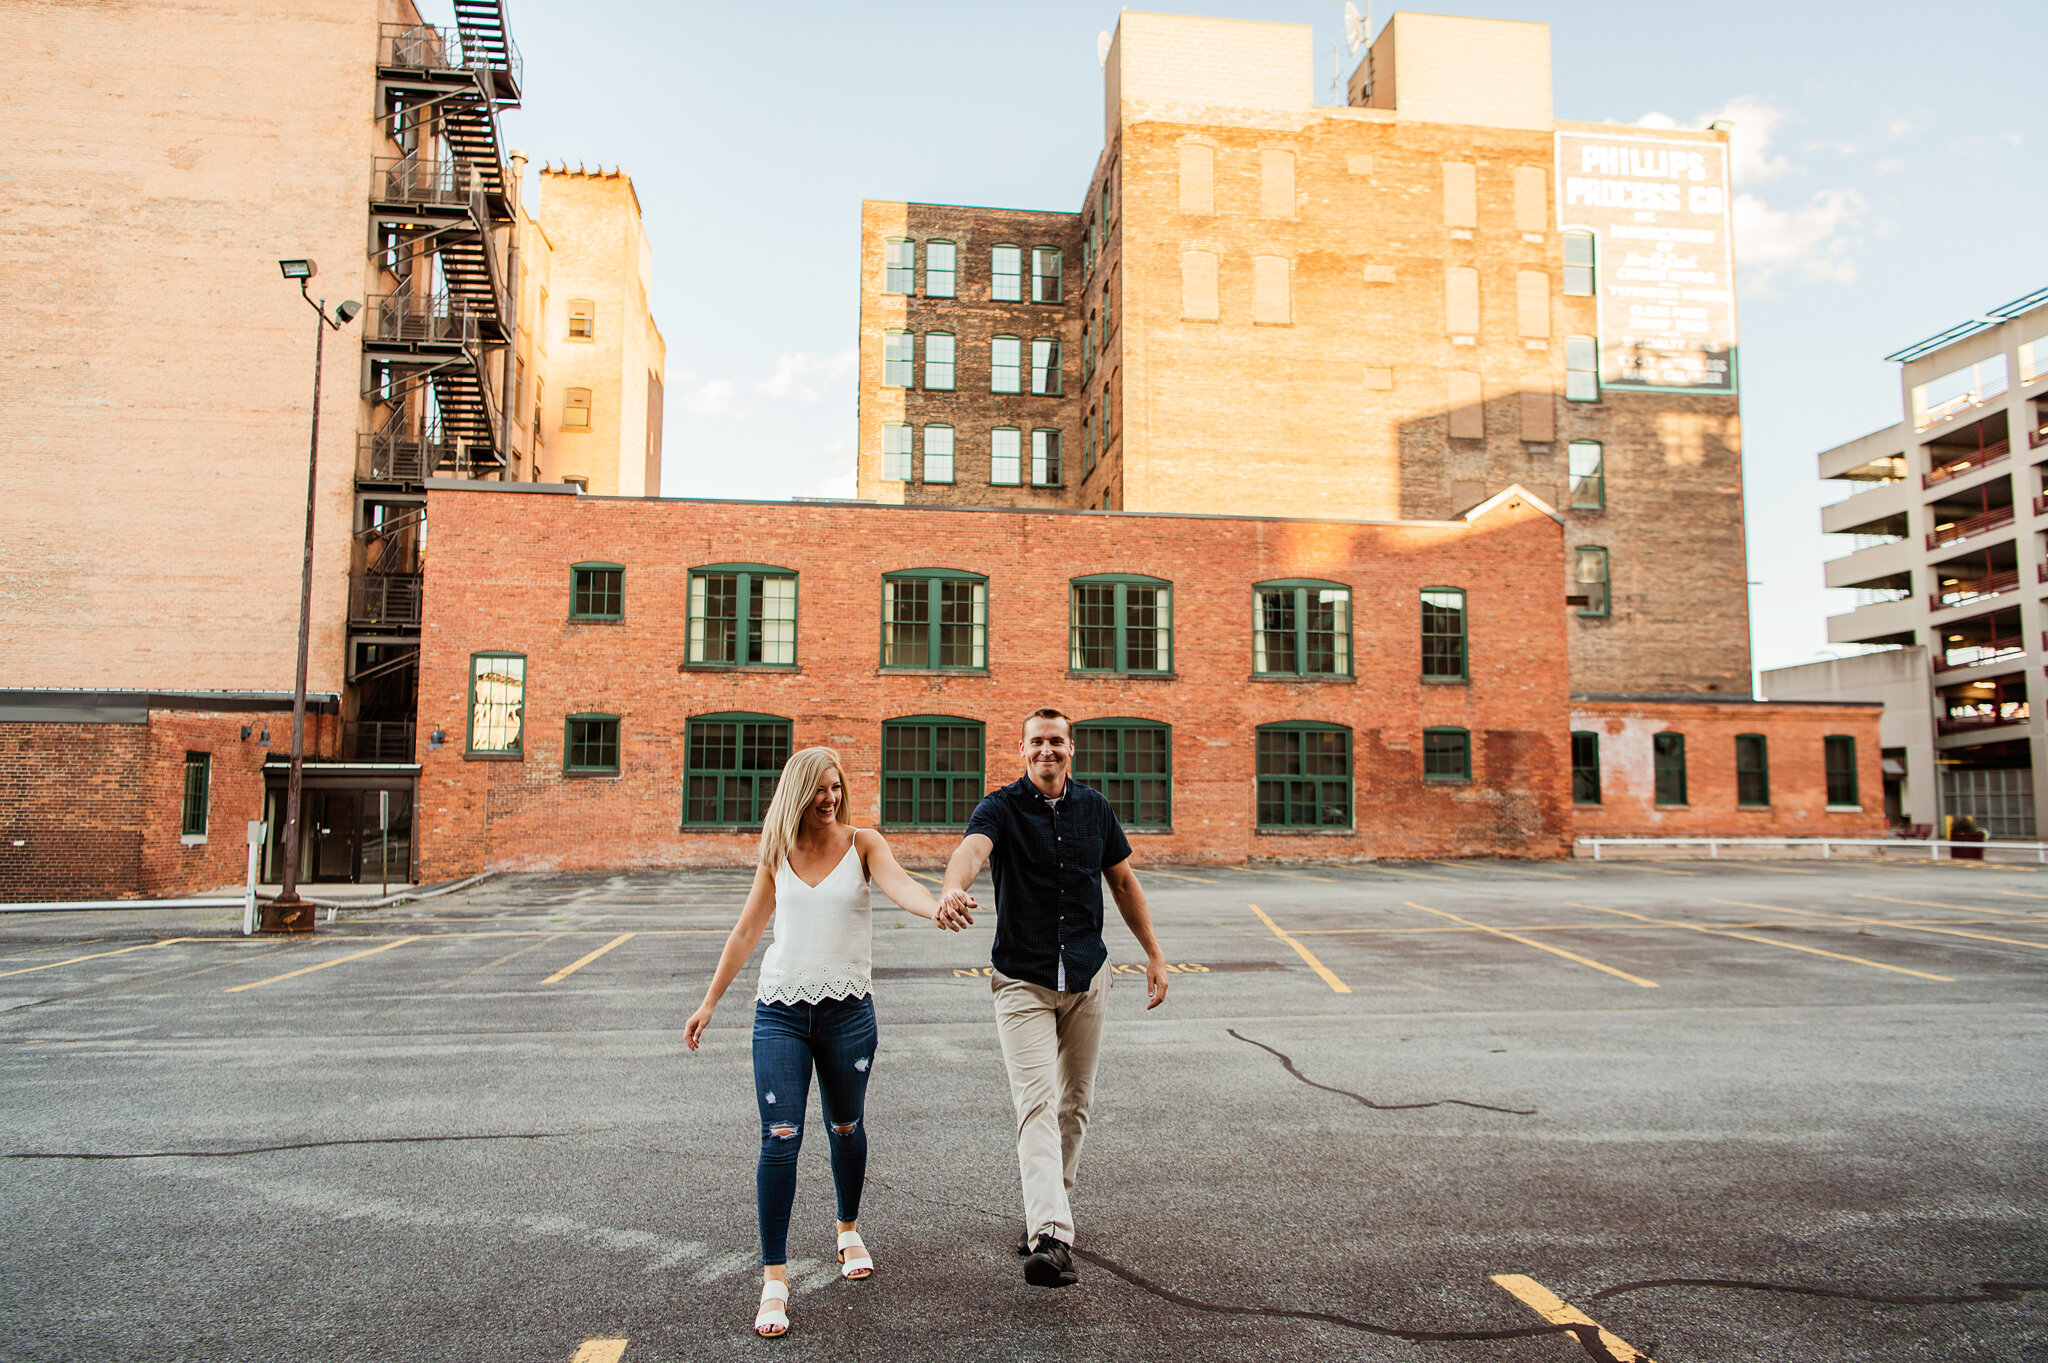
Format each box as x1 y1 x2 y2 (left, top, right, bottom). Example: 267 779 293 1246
755 1278 790 1337
837 1229 874 1279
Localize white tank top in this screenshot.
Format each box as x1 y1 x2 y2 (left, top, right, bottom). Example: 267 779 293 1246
755 835 873 1006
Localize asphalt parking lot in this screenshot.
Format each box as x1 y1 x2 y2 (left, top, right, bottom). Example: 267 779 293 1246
3 855 2045 1362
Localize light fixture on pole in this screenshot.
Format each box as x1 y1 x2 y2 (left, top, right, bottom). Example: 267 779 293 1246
265 257 361 933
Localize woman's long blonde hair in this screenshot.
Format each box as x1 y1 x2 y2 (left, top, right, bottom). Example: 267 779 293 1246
758 746 851 871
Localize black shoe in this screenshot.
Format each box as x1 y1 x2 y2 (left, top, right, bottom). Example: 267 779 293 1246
1015 1234 1032 1257
1022 1236 1078 1288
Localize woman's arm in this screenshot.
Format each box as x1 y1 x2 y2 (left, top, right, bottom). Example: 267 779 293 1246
683 862 777 1050
856 828 949 926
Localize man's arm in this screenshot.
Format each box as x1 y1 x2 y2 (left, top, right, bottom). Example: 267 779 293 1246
1103 859 1168 1009
936 833 993 929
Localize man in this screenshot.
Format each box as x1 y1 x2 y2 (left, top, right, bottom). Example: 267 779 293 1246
936 707 1169 1288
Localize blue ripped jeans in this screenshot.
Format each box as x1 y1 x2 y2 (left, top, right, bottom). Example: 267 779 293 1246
752 993 877 1266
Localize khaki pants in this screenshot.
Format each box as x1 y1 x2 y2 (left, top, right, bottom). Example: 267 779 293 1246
990 967 1109 1246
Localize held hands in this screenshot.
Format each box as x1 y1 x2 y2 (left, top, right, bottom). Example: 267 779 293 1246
934 888 977 932
1144 957 1170 1010
683 1001 714 1051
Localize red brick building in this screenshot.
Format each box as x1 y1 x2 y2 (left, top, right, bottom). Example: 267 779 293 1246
410 482 1578 873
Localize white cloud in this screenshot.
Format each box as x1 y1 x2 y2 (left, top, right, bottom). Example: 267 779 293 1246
1634 111 1679 130
676 377 735 417
806 443 857 499
1697 96 1795 184
752 348 856 403
1732 187 1867 289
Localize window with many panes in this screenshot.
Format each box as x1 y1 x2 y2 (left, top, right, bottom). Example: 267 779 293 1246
1575 547 1610 617
1075 719 1171 829
1253 580 1351 677
564 714 620 773
1030 338 1062 395
1571 731 1601 804
1255 723 1351 828
1032 248 1062 303
683 714 790 826
925 240 956 297
1421 588 1468 680
1563 231 1595 296
881 570 987 670
467 652 526 756
924 332 955 390
1736 733 1769 806
1568 441 1605 510
687 565 797 667
923 425 955 484
881 423 913 482
1566 335 1599 401
882 717 984 827
1082 415 1096 477
883 331 913 387
1070 575 1172 674
883 239 914 294
991 336 1022 393
1825 735 1858 807
1424 727 1471 781
990 427 1022 485
1653 731 1687 805
570 563 623 619
991 246 1023 301
181 752 210 836
1031 430 1061 486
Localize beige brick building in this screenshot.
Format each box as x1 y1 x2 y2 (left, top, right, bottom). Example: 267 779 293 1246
857 9 1750 695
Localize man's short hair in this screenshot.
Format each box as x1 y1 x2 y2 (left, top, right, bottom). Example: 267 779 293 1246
1021 707 1072 739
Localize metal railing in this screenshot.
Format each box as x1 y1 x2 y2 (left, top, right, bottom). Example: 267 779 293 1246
1930 569 2020 611
1579 836 2048 861
378 23 523 93
349 574 424 628
1938 709 2029 735
1922 441 2011 488
2030 424 2048 450
1926 503 2015 549
372 156 473 209
344 721 417 763
365 293 480 348
357 431 455 483
1934 645 2025 673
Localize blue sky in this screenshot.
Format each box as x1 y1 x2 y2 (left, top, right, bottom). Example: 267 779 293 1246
440 0 2044 680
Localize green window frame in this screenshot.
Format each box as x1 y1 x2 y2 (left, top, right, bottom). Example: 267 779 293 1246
1567 441 1605 510
1575 547 1611 617
467 651 526 757
687 564 797 667
922 424 955 484
1253 579 1352 677
1653 731 1687 805
1421 587 1468 681
1256 722 1352 829
1069 574 1173 674
883 238 914 295
881 422 913 482
564 713 620 774
1736 733 1770 807
683 712 792 827
882 329 913 387
1563 231 1596 296
570 562 623 619
1566 334 1600 401
881 716 985 829
1030 338 1062 395
1074 719 1171 830
923 332 955 390
881 569 988 670
1032 247 1063 303
1571 730 1601 804
1423 727 1472 782
180 751 210 836
1825 734 1858 807
925 240 957 297
1031 429 1062 486
991 245 1023 302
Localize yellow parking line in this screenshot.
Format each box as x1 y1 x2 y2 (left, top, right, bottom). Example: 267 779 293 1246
905 870 945 886
224 936 421 993
569 1341 628 1363
1408 902 1658 988
1430 859 1574 880
1228 866 1337 884
0 938 189 980
1616 862 1696 876
1713 900 2048 952
1144 868 1220 884
1569 903 1953 982
1356 863 1464 882
1248 905 1350 994
1993 889 2048 900
1491 1274 1655 1362
543 932 637 984
1294 920 1786 935
1855 892 2044 919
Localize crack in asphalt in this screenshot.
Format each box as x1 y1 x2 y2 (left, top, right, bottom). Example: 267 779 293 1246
1590 1276 2048 1307
6 1132 580 1160
1228 1028 1538 1115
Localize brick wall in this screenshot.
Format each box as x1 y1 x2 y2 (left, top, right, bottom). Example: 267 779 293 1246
1570 698 1887 840
414 486 1574 875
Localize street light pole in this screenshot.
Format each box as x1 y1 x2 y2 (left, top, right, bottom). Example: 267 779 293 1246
267 260 361 933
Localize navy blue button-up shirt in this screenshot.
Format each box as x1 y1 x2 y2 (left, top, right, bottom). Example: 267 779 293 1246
966 776 1133 993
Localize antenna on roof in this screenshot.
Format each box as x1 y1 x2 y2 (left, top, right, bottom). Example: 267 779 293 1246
1096 30 1111 69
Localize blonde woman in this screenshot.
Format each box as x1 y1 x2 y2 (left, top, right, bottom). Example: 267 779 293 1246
684 746 954 1338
